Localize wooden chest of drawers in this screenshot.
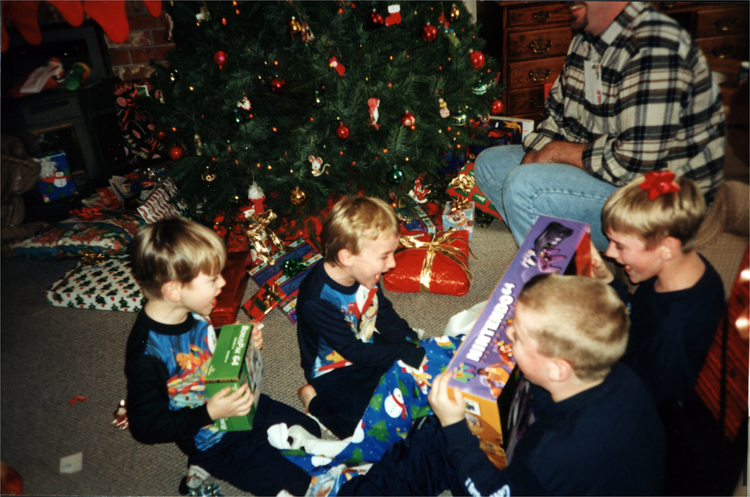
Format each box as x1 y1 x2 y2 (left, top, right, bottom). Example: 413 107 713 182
481 1 749 122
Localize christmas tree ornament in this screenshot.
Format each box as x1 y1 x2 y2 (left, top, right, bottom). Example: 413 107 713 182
194 134 203 155
368 9 384 27
490 99 504 115
468 50 485 70
288 16 302 37
439 98 450 118
301 21 315 43
438 12 449 28
387 166 405 185
368 98 381 129
290 187 307 205
196 5 211 22
312 89 324 108
452 111 467 126
472 82 488 95
237 95 252 114
408 174 430 203
336 122 350 140
422 23 437 42
168 69 179 84
168 144 185 161
201 167 216 182
329 57 345 77
449 4 461 22
248 181 265 214
309 156 330 176
401 111 416 128
155 130 168 141
270 76 287 95
384 4 401 26
214 50 228 69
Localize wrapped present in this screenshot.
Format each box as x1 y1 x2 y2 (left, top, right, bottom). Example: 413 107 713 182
210 251 252 327
46 257 146 312
242 281 287 321
469 116 534 157
395 201 440 236
447 161 502 220
442 199 475 241
445 216 591 469
36 151 78 203
383 229 472 296
244 239 322 323
137 179 186 223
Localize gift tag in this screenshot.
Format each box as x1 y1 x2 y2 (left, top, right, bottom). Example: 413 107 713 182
584 62 603 105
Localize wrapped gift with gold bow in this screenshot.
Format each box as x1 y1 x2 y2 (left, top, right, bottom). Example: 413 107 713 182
446 161 502 220
383 228 473 296
242 281 288 322
243 238 322 323
442 199 475 241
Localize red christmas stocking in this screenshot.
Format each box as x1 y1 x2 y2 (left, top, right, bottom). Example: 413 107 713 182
48 0 84 27
384 4 401 26
83 0 129 43
2 1 42 50
143 0 162 18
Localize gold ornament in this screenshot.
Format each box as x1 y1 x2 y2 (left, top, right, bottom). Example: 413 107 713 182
450 4 460 22
290 187 307 205
288 16 302 37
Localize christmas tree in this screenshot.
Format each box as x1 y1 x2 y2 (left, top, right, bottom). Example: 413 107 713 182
147 1 502 236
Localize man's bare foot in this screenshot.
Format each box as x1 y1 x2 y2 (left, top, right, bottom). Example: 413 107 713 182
297 384 317 410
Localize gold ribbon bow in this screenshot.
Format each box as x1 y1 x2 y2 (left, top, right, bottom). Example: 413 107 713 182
398 228 473 293
245 210 289 266
449 173 475 192
261 282 283 313
450 196 473 212
80 252 108 266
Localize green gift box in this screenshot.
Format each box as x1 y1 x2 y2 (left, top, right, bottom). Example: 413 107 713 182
205 323 263 431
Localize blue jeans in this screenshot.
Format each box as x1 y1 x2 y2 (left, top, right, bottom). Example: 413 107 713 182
474 145 618 251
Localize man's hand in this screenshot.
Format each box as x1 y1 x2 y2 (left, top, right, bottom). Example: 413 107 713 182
520 141 587 168
206 383 254 421
590 240 615 283
428 371 466 427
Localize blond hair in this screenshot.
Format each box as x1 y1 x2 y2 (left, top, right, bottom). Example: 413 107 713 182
130 216 227 300
321 196 399 266
601 175 706 252
518 274 629 381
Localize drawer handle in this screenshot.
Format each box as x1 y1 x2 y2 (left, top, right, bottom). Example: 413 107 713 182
715 17 737 32
712 43 734 59
529 97 545 109
529 67 551 82
532 11 550 23
529 38 552 54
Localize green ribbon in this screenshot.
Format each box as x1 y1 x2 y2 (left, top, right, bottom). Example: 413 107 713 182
281 258 309 278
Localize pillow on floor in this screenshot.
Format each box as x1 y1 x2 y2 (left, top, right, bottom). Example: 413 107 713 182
10 208 145 260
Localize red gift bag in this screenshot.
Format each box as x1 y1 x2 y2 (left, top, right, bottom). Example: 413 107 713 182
383 228 473 296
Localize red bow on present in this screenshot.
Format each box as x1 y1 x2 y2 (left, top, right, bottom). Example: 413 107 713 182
639 171 680 200
72 206 103 219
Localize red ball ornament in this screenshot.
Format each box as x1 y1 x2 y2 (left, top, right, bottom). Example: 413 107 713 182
168 145 185 161
401 111 416 128
490 100 504 115
468 50 485 70
270 77 287 95
369 9 383 26
335 122 350 140
422 23 437 42
214 50 228 68
155 130 168 141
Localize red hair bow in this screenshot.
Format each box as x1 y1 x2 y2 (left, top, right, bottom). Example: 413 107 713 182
639 171 680 200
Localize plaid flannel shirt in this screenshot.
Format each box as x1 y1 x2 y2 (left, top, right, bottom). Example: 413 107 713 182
523 2 725 204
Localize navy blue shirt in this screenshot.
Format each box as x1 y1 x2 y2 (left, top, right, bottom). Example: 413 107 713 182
612 255 724 404
443 363 665 496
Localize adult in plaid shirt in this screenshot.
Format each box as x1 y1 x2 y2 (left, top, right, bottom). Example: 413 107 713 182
475 2 725 250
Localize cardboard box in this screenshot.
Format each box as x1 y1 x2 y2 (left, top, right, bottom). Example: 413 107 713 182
205 323 263 431
446 216 592 469
395 201 439 236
